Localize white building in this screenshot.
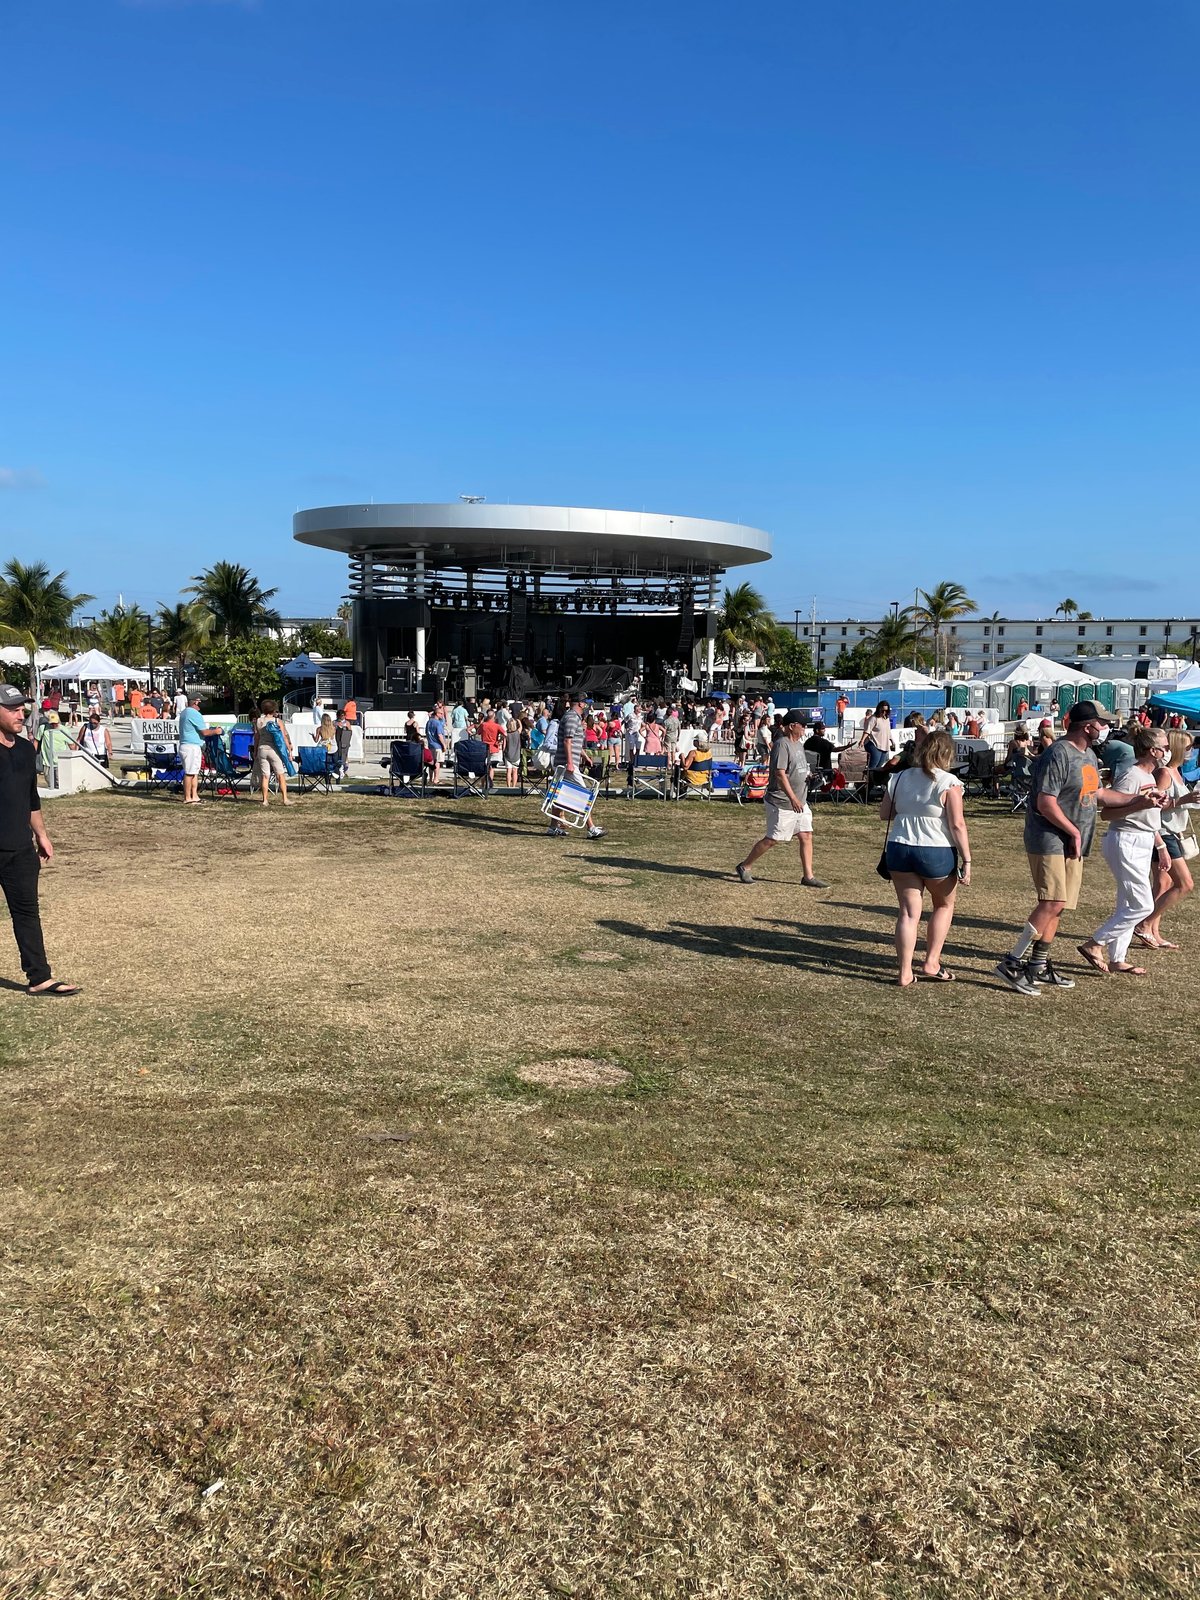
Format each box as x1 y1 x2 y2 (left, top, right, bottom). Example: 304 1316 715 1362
792 614 1200 677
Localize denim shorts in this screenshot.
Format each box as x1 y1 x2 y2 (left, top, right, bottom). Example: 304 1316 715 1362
885 842 957 881
1162 831 1186 861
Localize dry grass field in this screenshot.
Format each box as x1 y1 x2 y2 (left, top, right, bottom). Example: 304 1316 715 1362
2 785 1197 1599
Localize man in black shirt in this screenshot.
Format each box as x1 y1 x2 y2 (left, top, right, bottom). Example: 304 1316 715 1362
0 684 79 995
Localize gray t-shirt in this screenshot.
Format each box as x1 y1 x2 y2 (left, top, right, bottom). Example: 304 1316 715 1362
1024 738 1100 857
560 707 585 769
767 734 808 811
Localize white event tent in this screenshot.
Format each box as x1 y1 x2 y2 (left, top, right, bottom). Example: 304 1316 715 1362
864 665 943 690
968 652 1098 688
48 649 150 683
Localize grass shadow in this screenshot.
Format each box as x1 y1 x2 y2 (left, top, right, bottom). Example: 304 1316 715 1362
579 853 730 881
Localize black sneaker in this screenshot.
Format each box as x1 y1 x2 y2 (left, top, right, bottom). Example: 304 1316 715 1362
993 956 1040 996
735 863 753 884
1032 959 1075 990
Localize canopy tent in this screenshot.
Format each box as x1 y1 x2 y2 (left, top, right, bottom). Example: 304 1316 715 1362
864 665 942 690
1148 687 1200 718
47 649 149 683
279 652 352 682
968 652 1096 688
1148 661 1200 695
0 647 66 672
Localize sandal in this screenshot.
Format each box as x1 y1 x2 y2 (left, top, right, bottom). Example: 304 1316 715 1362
920 967 956 982
27 980 82 997
1076 943 1109 974
1110 962 1147 976
1131 932 1161 949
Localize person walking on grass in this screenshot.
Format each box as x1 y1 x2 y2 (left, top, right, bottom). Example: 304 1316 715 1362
1076 726 1173 977
735 707 828 889
879 730 971 986
994 701 1164 997
1135 729 1196 950
252 699 295 808
546 693 606 841
178 694 219 806
0 685 80 997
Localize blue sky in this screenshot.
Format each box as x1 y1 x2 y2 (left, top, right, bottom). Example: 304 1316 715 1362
2 0 1197 622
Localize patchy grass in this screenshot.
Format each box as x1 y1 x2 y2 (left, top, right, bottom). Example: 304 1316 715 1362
0 788 1197 1598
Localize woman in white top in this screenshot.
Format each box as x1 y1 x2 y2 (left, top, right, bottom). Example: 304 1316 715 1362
1078 727 1171 975
1135 729 1196 949
860 700 894 771
878 729 972 986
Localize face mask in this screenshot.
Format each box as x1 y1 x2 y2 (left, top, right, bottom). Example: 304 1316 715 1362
1093 727 1109 744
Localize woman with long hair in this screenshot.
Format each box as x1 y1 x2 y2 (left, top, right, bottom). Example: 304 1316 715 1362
878 729 972 986
1077 727 1171 976
1135 729 1195 950
860 701 894 771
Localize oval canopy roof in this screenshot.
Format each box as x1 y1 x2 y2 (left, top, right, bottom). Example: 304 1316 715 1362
293 503 771 571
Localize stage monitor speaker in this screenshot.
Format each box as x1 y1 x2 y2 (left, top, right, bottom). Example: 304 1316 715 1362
460 665 478 699
386 659 415 694
421 672 445 697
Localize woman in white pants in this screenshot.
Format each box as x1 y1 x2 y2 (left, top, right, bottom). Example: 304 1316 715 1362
1078 728 1171 976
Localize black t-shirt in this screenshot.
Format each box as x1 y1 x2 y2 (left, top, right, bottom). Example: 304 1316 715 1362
804 733 837 769
0 734 40 851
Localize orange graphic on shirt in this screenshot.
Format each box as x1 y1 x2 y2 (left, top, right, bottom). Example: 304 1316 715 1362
1080 763 1101 805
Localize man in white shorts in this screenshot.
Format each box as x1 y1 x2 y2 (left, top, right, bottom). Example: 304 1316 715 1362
734 707 828 888
177 693 219 806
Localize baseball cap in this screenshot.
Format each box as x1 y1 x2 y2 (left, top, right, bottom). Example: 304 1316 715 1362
0 684 25 709
1067 700 1115 725
784 707 806 725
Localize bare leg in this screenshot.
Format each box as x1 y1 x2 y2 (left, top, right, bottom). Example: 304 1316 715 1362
260 771 269 806
280 774 292 806
923 875 959 974
1030 899 1066 941
1143 858 1193 941
797 832 814 879
891 873 924 986
739 837 777 871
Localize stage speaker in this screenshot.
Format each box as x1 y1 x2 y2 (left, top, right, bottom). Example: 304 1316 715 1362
386 659 415 694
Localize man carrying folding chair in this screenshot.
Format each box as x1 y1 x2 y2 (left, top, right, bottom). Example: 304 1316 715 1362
547 692 606 840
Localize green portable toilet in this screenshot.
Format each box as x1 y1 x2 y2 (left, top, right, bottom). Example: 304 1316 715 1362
1096 681 1116 711
949 682 968 709
1056 684 1078 717
1009 683 1029 720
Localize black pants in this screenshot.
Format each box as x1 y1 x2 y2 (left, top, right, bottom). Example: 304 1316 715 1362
0 846 50 987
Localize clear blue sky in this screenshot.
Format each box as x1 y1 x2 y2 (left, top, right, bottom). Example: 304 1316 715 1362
3 0 1197 623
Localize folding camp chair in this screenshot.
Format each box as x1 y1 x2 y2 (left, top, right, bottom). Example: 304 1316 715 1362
542 766 599 830
381 739 427 797
625 752 671 800
731 760 769 805
146 751 184 794
679 753 715 799
200 732 246 799
453 737 493 798
583 745 612 798
521 747 555 801
296 744 336 794
964 746 998 799
1006 756 1033 814
830 748 869 803
228 724 256 783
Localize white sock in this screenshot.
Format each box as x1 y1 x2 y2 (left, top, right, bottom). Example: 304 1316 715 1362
1009 921 1039 961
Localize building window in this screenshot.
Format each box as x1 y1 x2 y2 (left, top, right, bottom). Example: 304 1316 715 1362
1139 625 1147 636
1078 625 1086 636
820 627 826 637
802 627 809 637
1105 644 1113 654
998 625 1005 636
1106 625 1112 636
841 626 847 636
983 625 990 636
858 628 866 636
1035 625 1043 637
1138 645 1146 655
1035 643 1043 653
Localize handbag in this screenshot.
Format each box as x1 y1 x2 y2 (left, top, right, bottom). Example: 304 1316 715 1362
1182 818 1199 861
876 773 898 880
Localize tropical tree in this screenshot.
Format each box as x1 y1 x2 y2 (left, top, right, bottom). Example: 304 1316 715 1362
1055 598 1079 619
0 559 93 701
714 583 776 688
186 561 281 641
156 601 214 679
868 609 923 672
912 581 977 674
198 637 287 712
293 621 351 657
760 627 816 690
90 603 152 667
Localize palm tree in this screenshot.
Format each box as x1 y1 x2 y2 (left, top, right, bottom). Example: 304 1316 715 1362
868 609 922 672
0 559 93 702
186 561 280 641
90 603 151 666
1055 598 1079 619
156 600 214 680
714 582 775 688
913 581 977 674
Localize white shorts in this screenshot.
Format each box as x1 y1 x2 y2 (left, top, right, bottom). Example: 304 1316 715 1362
764 801 812 842
180 744 203 776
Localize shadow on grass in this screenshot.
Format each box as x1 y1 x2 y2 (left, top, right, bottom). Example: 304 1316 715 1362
579 853 730 881
597 916 900 984
825 899 1018 936
424 811 540 840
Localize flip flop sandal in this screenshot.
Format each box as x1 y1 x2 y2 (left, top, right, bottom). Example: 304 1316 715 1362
27 981 82 997
1110 963 1147 976
1076 943 1110 974
920 968 956 982
1156 939 1181 950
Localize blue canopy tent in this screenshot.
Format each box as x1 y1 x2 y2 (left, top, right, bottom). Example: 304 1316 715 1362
1148 688 1200 718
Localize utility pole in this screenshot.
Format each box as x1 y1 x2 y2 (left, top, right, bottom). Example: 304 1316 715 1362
147 614 154 693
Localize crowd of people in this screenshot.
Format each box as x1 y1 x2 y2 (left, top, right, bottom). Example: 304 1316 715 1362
2 670 1198 1002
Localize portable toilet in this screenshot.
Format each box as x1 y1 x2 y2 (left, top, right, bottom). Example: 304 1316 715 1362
1009 683 1030 720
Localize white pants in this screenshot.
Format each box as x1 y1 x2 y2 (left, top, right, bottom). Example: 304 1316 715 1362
1092 829 1155 964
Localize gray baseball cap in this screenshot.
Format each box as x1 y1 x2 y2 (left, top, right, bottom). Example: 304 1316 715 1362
0 684 26 709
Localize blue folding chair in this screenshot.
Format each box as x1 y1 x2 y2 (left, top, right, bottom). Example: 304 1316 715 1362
228 724 255 783
381 740 427 797
147 751 184 794
201 732 246 799
296 744 336 794
453 737 492 798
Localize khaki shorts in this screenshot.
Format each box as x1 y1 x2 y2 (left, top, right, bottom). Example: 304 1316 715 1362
255 745 287 779
764 802 813 842
1027 852 1084 909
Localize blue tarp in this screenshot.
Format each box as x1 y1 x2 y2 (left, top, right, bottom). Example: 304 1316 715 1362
1148 688 1200 717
